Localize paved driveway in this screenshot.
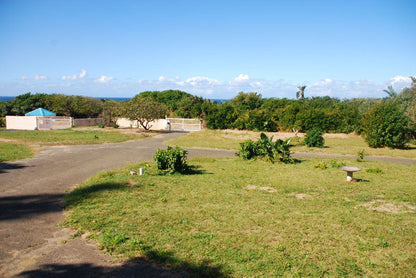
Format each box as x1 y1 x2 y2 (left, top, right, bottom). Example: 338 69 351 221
0 132 235 278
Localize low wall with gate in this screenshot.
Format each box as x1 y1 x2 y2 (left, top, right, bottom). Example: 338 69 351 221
6 116 72 130
116 118 202 131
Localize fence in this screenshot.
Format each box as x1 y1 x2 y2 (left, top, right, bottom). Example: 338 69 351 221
166 118 202 132
73 118 103 127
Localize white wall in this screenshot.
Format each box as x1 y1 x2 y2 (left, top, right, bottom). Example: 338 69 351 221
6 116 72 130
6 116 37 130
117 118 169 130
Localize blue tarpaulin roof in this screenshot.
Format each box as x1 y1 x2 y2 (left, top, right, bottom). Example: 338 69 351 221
25 108 56 116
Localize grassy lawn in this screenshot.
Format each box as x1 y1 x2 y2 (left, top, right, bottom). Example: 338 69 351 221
0 129 148 146
166 130 416 159
0 141 33 162
64 157 416 277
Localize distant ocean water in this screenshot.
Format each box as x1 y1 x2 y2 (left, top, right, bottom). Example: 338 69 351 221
0 96 229 103
0 96 15 102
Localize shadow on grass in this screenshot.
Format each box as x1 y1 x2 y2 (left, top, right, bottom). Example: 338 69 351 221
0 193 65 221
355 178 370 183
156 165 212 176
0 162 29 173
64 182 129 208
16 252 228 278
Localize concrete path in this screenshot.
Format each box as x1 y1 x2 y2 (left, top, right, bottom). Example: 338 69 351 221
0 132 235 278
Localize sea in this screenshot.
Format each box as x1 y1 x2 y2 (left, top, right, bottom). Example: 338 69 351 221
0 96 228 103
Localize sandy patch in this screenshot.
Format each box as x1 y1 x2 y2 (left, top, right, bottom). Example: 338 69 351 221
246 185 277 193
357 199 416 213
289 192 314 199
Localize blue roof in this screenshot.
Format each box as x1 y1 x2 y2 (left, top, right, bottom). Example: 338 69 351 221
25 108 56 116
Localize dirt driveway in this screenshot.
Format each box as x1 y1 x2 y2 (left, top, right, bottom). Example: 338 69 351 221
0 132 235 278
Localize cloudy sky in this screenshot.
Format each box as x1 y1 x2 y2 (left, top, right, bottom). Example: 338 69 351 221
0 0 415 99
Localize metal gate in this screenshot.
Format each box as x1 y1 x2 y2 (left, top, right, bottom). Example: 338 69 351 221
166 118 202 132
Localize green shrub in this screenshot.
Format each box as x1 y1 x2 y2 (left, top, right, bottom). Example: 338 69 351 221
97 122 105 128
304 128 325 148
362 101 411 149
0 117 5 128
154 146 189 174
236 133 294 164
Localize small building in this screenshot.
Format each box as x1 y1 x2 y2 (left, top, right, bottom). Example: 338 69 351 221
25 108 56 117
6 108 72 130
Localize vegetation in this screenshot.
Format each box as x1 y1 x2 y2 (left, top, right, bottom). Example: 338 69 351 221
362 101 411 149
304 128 325 148
0 141 33 162
236 133 294 163
166 130 416 159
1 93 104 118
64 157 416 277
154 146 189 174
123 97 167 130
0 129 146 145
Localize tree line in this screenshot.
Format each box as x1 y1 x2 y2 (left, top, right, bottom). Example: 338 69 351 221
1 82 415 146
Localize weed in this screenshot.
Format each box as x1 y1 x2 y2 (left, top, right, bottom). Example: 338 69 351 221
357 149 367 162
366 168 384 174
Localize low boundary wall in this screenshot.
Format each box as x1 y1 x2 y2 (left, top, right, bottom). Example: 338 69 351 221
6 116 72 130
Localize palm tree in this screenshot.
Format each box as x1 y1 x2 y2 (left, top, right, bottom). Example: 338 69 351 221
296 86 306 99
383 85 397 98
410 76 416 87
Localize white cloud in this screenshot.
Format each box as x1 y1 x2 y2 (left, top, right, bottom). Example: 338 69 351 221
95 75 114 83
34 75 48 80
234 74 250 82
387 75 412 92
8 73 414 100
390 75 411 85
185 76 220 86
62 69 87 80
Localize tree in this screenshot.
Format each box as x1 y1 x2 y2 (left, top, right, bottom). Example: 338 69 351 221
296 86 306 99
103 100 122 127
123 98 167 130
383 85 397 98
362 101 411 149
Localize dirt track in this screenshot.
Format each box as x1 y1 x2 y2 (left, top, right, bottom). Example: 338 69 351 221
0 132 235 278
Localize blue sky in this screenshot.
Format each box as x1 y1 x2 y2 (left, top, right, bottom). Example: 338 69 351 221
0 0 415 99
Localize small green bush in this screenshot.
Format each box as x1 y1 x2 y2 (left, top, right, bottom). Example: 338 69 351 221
304 128 325 148
0 117 5 128
97 122 105 128
154 146 188 174
236 133 294 164
362 101 411 149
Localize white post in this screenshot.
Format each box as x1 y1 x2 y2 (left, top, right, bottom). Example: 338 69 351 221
139 168 143 175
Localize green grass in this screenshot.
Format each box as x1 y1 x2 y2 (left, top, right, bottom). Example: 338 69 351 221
0 129 147 145
166 130 416 159
64 157 416 277
0 141 33 162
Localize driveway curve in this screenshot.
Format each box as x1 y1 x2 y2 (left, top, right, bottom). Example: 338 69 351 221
0 132 235 278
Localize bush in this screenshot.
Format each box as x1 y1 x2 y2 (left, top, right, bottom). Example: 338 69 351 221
236 133 294 164
304 128 324 148
362 101 411 149
0 117 5 128
154 146 188 174
97 123 105 128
